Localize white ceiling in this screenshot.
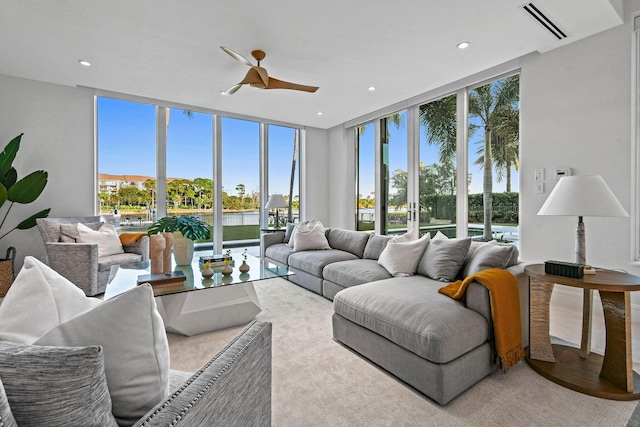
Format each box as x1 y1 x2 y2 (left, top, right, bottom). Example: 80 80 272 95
0 0 624 129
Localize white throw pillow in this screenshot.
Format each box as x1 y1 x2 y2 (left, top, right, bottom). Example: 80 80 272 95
0 257 170 427
292 220 330 252
377 233 430 277
77 222 124 257
287 218 317 248
0 257 100 344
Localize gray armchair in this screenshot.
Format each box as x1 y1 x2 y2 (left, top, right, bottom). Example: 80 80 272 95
36 216 149 296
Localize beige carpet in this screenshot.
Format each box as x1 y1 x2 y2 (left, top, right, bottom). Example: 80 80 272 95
168 278 636 426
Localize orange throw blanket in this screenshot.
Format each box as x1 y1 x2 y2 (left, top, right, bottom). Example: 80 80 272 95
119 232 147 245
438 268 525 371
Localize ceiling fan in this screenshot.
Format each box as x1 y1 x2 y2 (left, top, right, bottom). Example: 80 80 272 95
220 46 319 95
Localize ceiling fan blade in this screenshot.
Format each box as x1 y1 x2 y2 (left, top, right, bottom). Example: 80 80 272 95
266 77 319 93
220 46 254 67
222 83 243 95
254 66 269 87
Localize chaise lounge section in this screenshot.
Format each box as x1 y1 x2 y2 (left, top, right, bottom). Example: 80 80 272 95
263 226 528 404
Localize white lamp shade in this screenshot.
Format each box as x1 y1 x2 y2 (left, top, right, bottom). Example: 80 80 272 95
265 194 288 209
537 175 628 217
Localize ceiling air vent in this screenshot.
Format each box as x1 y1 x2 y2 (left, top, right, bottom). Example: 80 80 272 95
522 2 567 40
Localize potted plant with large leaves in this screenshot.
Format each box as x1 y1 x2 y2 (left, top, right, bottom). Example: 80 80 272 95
0 133 50 295
147 215 211 266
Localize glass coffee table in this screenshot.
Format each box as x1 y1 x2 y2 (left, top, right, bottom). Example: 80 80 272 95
104 250 292 336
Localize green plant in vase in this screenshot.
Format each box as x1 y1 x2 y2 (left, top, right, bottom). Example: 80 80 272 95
0 133 50 295
148 215 211 266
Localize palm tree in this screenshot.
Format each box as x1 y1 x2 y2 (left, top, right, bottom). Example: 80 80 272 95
469 74 519 239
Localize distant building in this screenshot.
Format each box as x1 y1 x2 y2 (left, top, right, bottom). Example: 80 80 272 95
98 174 182 196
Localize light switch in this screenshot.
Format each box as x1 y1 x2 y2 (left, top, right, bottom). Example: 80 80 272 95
535 169 545 182
535 183 544 194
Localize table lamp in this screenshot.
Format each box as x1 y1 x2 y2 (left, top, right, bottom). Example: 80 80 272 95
265 194 288 229
537 175 628 265
537 175 628 358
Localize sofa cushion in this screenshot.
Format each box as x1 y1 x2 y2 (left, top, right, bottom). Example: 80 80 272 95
333 277 489 364
362 234 394 260
77 222 125 257
283 222 296 244
0 377 16 427
417 237 471 282
0 256 101 343
59 221 103 242
462 241 519 277
98 252 143 269
0 257 170 427
327 229 371 258
265 243 293 265
0 341 117 427
377 234 430 277
288 249 358 277
35 284 170 426
323 259 392 288
292 220 331 252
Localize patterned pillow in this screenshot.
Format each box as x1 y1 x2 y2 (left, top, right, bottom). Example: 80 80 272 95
0 341 117 426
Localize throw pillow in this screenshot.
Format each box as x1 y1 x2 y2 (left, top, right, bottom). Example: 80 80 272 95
0 256 101 344
462 241 519 277
0 341 117 426
283 222 296 244
292 220 330 252
417 237 471 281
77 222 124 257
377 233 430 277
35 284 170 427
0 377 17 427
287 218 317 248
59 222 103 243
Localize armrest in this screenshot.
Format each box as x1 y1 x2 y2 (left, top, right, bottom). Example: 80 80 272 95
465 262 529 348
261 232 285 252
123 235 150 262
44 242 98 287
134 321 272 427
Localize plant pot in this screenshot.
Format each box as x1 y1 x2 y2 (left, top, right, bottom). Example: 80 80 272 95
0 247 16 297
202 267 214 279
172 231 194 266
149 235 166 274
221 264 233 276
239 260 250 273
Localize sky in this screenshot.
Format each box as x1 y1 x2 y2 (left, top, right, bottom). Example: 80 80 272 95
98 96 518 201
97 97 298 197
358 109 520 197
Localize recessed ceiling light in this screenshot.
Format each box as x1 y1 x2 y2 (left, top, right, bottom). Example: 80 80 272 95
368 86 376 91
457 41 470 49
78 60 91 67
317 112 323 116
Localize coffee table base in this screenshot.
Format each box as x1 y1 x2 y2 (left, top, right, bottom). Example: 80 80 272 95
155 282 261 336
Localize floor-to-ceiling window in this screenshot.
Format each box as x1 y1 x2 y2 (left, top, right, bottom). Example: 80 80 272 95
356 122 375 231
268 124 299 226
96 96 302 251
353 73 519 245
419 94 458 237
97 97 155 225
382 111 408 235
467 75 519 244
166 109 214 245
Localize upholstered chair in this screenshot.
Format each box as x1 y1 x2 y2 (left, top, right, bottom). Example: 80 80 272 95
36 216 149 296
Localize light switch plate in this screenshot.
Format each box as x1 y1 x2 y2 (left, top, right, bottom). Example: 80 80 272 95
535 169 544 181
535 182 544 194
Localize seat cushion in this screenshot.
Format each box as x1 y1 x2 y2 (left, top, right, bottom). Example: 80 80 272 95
288 249 358 277
323 259 392 288
98 252 143 270
333 277 489 364
265 243 293 265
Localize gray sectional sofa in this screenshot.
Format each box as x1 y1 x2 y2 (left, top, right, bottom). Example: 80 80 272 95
263 227 529 405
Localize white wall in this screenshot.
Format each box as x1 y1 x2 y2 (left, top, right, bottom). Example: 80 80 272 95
0 75 96 269
301 126 331 224
327 125 355 229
